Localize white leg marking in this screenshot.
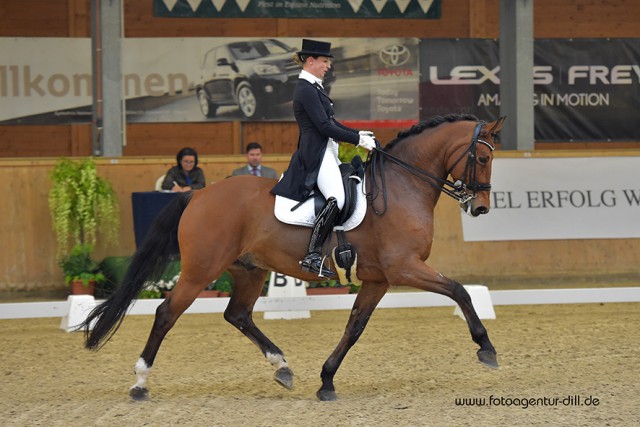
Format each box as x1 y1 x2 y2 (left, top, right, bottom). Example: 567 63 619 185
266 352 288 370
131 357 151 390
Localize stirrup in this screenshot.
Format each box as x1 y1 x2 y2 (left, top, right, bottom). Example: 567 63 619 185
300 253 335 278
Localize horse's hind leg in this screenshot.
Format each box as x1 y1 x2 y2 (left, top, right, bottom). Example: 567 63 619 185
130 269 222 400
318 281 389 401
224 265 295 389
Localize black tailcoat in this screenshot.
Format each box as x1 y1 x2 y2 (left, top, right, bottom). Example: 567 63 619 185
271 79 359 201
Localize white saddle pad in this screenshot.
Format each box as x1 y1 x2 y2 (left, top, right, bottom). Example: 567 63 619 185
274 178 367 231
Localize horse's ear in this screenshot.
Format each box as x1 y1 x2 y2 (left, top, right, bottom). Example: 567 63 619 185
482 116 507 136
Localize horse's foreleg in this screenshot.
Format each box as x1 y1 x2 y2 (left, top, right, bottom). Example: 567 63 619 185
393 260 498 369
450 279 498 368
130 277 210 400
224 266 294 389
317 281 389 401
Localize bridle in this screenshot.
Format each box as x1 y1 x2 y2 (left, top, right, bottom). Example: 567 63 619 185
365 121 495 215
445 120 495 202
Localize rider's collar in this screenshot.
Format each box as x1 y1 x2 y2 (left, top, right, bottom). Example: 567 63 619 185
299 70 324 88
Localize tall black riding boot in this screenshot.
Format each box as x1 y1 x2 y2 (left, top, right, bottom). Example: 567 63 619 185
300 197 340 277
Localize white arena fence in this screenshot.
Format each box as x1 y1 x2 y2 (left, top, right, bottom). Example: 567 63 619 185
1 287 640 320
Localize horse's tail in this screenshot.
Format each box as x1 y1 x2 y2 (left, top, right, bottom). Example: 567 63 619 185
82 192 193 350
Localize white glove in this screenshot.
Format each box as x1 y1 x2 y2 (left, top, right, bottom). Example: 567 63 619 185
359 130 375 138
358 134 376 151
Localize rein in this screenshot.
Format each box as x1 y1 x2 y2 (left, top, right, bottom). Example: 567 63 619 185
365 121 493 215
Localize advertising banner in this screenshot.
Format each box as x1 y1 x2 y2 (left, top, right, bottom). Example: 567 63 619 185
1 37 419 125
153 0 441 19
0 38 93 124
5 36 637 138
460 157 640 241
420 39 640 141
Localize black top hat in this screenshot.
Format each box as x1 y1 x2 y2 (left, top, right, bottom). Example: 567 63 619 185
296 39 334 58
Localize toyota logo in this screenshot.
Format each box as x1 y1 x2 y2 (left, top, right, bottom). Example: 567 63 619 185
378 45 410 67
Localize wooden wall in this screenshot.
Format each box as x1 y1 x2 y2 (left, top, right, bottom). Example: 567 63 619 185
4 0 639 40
2 1 640 291
2 0 639 158
2 150 640 291
0 155 291 290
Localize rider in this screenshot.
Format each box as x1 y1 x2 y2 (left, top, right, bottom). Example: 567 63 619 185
271 39 376 277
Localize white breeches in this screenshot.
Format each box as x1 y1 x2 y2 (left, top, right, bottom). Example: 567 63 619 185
316 139 345 210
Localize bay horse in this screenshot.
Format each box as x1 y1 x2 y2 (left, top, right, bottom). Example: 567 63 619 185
81 113 505 402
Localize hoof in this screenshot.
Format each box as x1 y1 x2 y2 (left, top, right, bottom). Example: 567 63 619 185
129 386 149 400
477 349 499 369
274 367 294 390
317 389 338 401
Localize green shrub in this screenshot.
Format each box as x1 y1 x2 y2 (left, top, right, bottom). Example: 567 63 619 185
59 244 105 286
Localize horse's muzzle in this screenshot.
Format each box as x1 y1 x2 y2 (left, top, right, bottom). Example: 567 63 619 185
473 205 489 216
461 200 490 217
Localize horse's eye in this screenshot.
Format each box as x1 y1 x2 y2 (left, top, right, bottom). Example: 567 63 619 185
478 156 489 165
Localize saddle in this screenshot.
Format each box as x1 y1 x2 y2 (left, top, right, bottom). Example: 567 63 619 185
273 156 366 285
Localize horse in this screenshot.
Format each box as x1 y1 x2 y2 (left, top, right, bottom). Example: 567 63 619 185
81 113 506 402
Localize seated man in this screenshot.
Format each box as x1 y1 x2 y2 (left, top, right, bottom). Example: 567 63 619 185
231 142 278 179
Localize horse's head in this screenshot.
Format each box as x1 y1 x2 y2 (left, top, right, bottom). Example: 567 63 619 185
370 114 506 217
446 116 506 217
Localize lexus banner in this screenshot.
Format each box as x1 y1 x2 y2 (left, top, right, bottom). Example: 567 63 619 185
420 39 640 141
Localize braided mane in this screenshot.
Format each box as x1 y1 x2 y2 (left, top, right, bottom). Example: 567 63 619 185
385 113 479 152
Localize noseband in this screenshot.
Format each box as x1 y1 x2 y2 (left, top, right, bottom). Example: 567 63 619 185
366 121 494 215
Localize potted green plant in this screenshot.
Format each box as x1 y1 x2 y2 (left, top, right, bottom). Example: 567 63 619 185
59 244 106 294
214 271 234 297
158 274 222 299
141 264 229 299
306 279 351 295
49 157 119 294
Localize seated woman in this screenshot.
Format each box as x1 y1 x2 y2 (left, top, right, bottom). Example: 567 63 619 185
161 147 206 192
